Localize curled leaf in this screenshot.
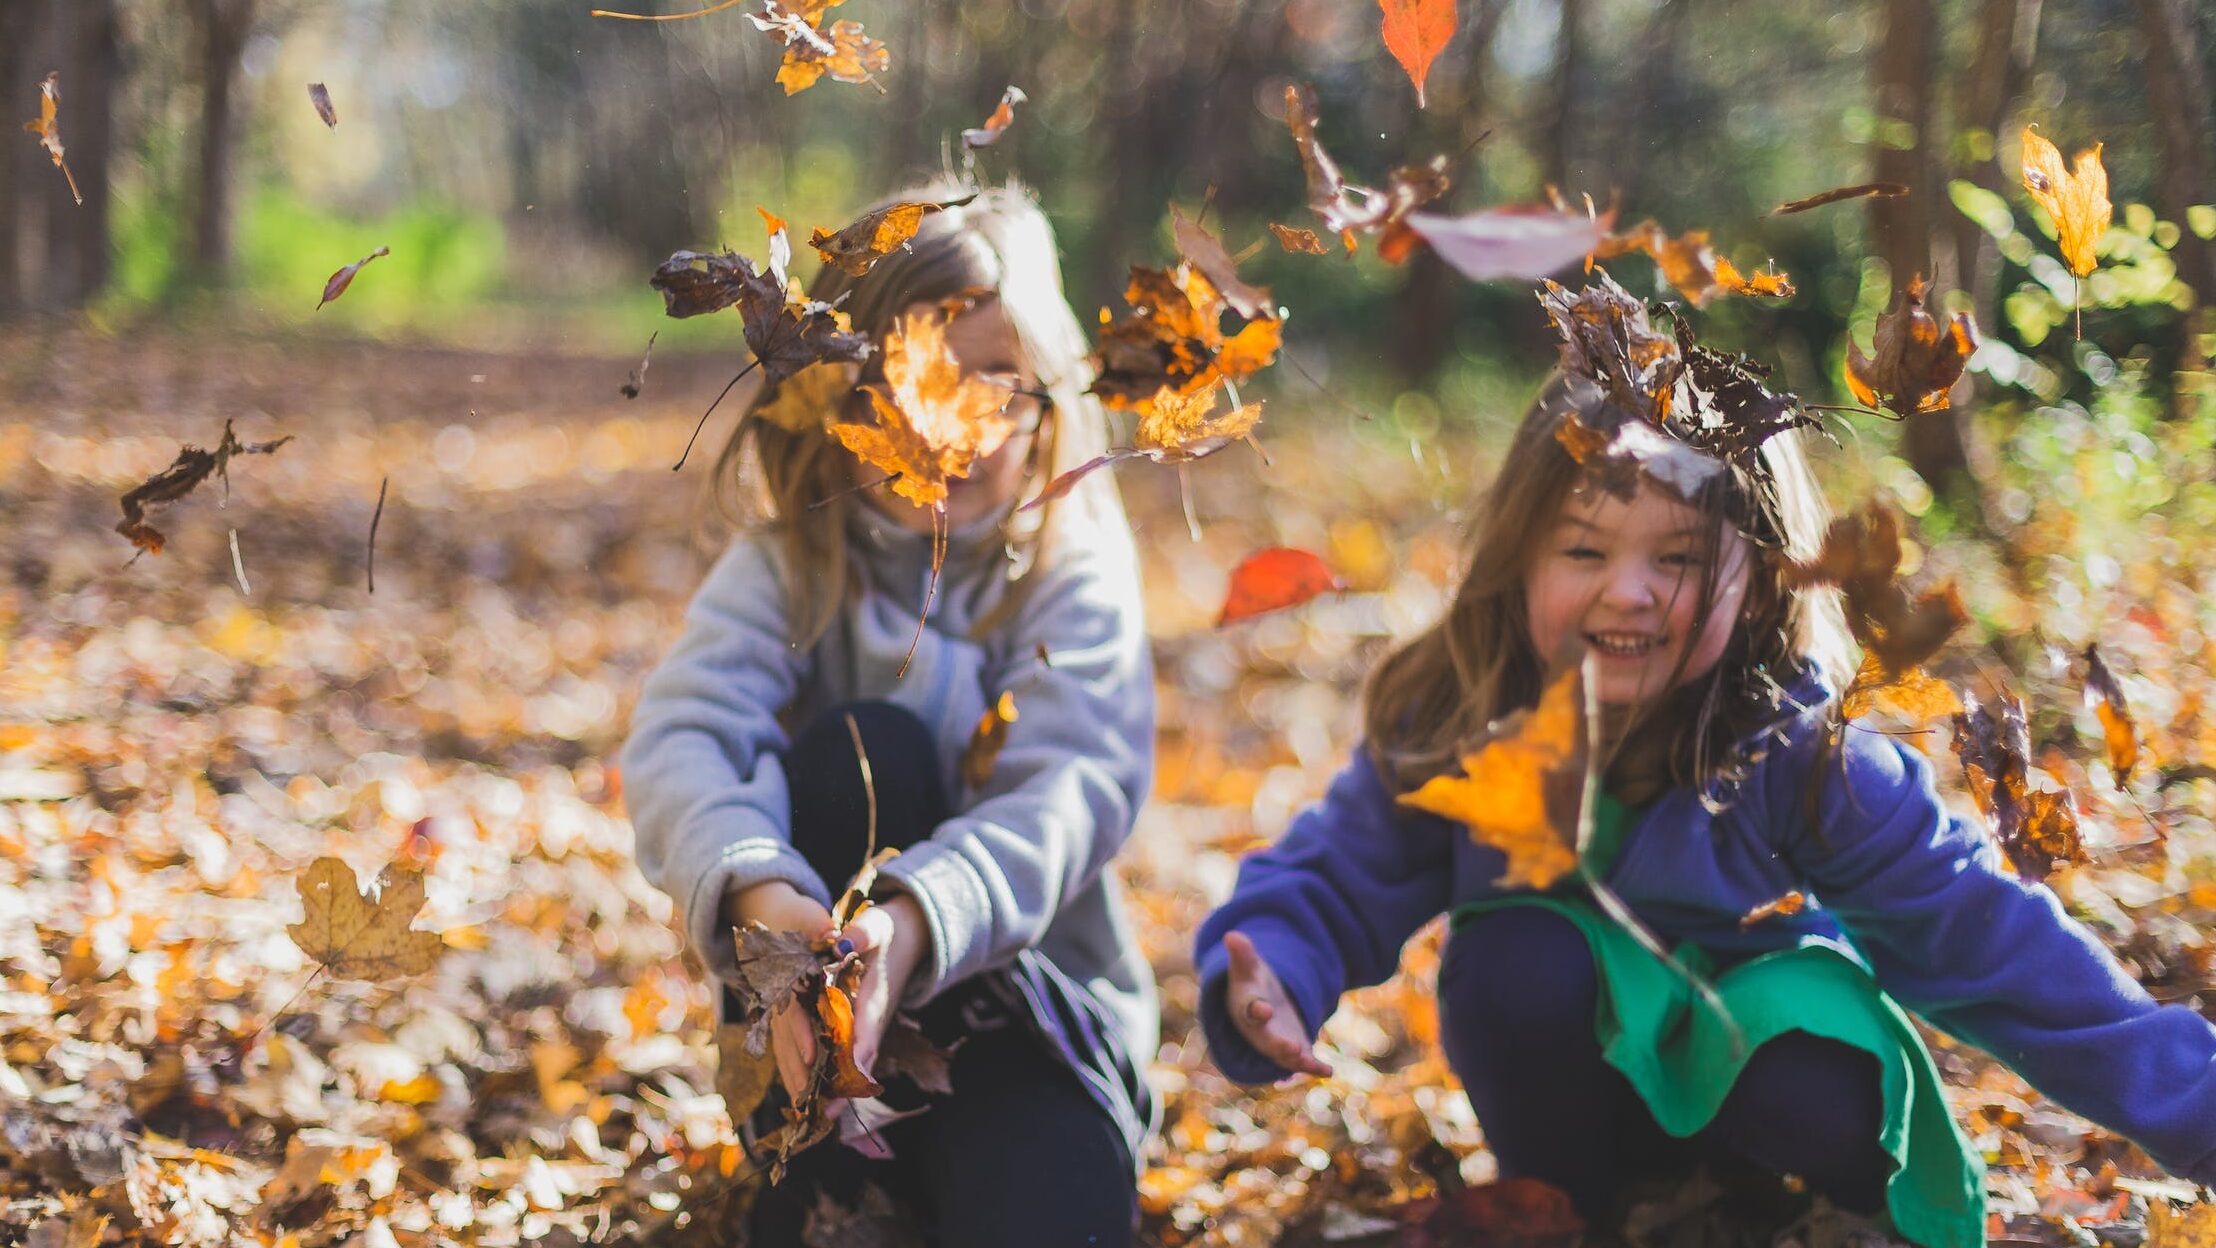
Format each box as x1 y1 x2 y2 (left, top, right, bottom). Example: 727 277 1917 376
651 248 873 385
23 72 80 205
1596 220 1793 304
1770 181 1907 215
1282 85 1450 248
318 245 390 310
1844 276 1977 420
620 331 658 399
829 311 1015 511
308 82 338 129
1404 203 1614 283
809 196 973 277
115 420 294 555
750 0 888 95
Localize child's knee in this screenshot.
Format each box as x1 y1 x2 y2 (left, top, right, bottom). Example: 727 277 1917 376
785 699 951 861
1439 907 1601 1047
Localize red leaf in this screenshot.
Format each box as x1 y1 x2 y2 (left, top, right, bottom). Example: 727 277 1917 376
1217 548 1344 626
1378 0 1457 109
318 245 390 310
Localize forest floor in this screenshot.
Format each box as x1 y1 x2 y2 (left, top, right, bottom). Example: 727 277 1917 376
2 323 2213 1246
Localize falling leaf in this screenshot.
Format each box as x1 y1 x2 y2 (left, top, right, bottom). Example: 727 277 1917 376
1403 203 1614 282
307 82 338 129
959 691 1019 791
115 419 294 555
2019 127 2111 278
1596 221 1793 304
1217 547 1345 626
1839 652 1961 723
1769 181 1907 215
1844 276 1978 419
1664 310 1823 462
761 205 794 287
1282 85 1451 247
828 310 1015 511
23 72 80 206
1536 274 1681 425
1954 692 2088 881
1783 503 1966 676
317 245 390 310
757 361 859 432
1025 380 1264 507
961 85 1026 149
1170 205 1274 320
287 856 445 981
650 248 872 385
621 970 671 1041
1378 0 1457 108
1269 223 1330 255
750 0 889 95
2083 643 2140 787
1739 891 1808 929
1398 661 1587 890
809 196 972 277
620 331 658 399
1092 263 1283 412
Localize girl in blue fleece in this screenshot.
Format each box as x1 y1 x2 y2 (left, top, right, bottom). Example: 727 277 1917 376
1194 375 2216 1248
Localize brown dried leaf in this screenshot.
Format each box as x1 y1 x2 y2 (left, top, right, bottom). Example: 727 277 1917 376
1091 263 1282 413
1953 692 2088 881
1597 220 1793 305
809 196 973 278
872 1019 954 1096
1281 84 1449 246
1844 276 1978 420
816 977 883 1100
307 82 338 129
287 856 445 980
115 419 294 555
1770 181 1907 215
1171 205 1273 321
751 0 889 95
23 72 80 205
1270 223 1330 254
651 248 873 385
716 1023 778 1126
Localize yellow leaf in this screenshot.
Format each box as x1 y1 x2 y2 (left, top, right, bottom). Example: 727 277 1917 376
1397 662 1586 889
755 361 856 432
1135 381 1264 454
286 856 444 980
828 311 1015 510
2020 127 2111 278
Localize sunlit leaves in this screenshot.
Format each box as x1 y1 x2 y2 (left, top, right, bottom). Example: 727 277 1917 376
2083 644 2140 787
961 85 1026 149
1953 690 2088 881
809 196 972 277
1092 263 1282 413
1282 84 1450 254
650 248 871 385
1596 220 1794 305
1397 660 1587 890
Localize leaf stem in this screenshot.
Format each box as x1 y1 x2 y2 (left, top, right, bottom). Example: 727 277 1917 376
590 0 749 20
674 357 761 472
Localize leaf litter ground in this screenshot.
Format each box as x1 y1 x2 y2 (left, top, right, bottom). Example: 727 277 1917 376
2 324 2213 1245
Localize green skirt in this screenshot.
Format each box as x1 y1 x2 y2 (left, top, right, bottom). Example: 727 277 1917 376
1451 896 1986 1248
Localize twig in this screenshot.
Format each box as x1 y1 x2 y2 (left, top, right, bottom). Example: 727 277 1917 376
844 711 879 866
1177 463 1201 543
227 528 250 595
239 964 327 1050
366 476 387 594
895 510 945 679
674 358 761 471
591 0 749 19
809 471 899 510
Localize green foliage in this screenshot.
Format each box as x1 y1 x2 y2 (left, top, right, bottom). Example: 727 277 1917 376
235 187 507 329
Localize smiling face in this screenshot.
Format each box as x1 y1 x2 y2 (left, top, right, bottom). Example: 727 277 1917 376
851 298 1044 533
1523 481 1753 707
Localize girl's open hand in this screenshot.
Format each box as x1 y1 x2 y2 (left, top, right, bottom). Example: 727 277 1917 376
723 880 837 1100
1223 930 1331 1078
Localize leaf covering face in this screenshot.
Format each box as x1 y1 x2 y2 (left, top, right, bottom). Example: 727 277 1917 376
829 311 1015 510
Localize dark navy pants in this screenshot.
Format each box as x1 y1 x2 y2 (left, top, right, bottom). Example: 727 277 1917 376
737 701 1138 1247
1439 904 1896 1221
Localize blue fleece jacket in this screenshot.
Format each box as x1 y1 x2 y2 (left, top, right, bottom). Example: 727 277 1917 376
1193 674 2216 1186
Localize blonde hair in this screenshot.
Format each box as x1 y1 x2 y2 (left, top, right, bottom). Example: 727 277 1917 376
710 178 1118 648
1362 374 1854 805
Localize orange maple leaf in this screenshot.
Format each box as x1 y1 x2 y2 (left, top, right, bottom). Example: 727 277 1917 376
1596 220 1793 305
1397 661 1588 890
2019 126 2110 279
828 311 1015 511
1091 263 1282 414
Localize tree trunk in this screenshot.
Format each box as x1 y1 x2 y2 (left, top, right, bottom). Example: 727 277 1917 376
1947 0 2040 330
63 0 120 304
189 0 255 280
2136 0 2216 305
1870 0 1986 523
1542 0 1584 189
0 2 37 315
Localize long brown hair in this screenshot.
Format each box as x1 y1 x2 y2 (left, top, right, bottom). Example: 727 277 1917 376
1362 374 1853 805
708 177 1118 648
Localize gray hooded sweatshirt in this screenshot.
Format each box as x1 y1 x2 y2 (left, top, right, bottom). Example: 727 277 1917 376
620 496 1159 1065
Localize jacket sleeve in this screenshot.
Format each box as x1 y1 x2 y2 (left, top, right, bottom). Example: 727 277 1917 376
1193 750 1459 1084
875 526 1155 1007
1785 726 2216 1184
619 538 822 983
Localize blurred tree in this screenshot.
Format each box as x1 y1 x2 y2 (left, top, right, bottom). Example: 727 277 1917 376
184 0 254 279
1945 0 2039 328
1 0 119 315
2134 0 2215 306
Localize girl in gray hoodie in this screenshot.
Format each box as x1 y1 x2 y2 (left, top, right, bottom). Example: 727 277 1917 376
621 181 1156 1246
